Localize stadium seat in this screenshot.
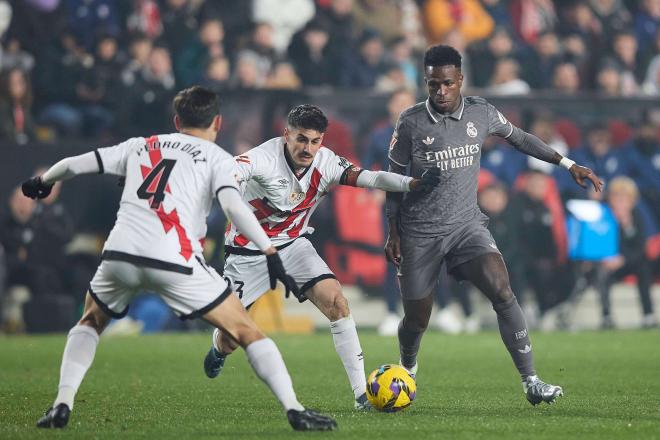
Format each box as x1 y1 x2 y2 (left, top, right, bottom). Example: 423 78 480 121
554 118 582 149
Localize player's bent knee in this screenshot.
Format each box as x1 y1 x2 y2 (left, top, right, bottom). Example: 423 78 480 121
330 293 350 321
232 324 265 348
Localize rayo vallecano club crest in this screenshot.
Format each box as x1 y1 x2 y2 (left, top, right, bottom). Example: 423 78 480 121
466 121 477 138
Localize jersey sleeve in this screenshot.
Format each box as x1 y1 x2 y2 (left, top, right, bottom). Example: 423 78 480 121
210 152 241 195
487 102 514 138
95 138 140 176
388 113 412 167
324 150 355 186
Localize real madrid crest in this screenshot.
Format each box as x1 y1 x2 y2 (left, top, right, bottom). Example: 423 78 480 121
466 121 477 138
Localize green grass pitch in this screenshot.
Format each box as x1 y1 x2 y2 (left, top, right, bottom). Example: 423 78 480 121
1 331 659 439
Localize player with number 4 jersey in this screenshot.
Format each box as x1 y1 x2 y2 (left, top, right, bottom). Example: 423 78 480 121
203 104 441 410
24 87 337 432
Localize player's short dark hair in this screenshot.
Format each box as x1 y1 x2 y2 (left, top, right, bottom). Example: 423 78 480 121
287 104 328 133
172 86 220 129
424 45 462 69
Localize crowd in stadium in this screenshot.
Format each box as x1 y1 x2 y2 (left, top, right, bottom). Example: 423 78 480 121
0 0 659 141
0 0 658 333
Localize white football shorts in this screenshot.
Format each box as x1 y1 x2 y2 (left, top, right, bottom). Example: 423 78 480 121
89 251 231 320
223 237 335 307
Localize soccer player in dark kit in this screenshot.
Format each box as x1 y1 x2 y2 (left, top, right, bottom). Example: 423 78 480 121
385 45 603 405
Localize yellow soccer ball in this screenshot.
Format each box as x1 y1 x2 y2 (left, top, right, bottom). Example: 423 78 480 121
366 364 416 412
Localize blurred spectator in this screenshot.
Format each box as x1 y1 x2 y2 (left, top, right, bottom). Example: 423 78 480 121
551 61 581 94
126 0 162 39
7 0 67 56
0 38 35 72
340 30 389 88
0 1 10 39
252 0 315 55
64 0 120 51
232 52 263 89
315 0 357 64
608 31 642 93
596 177 656 329
588 0 632 47
562 123 628 198
36 33 93 137
523 31 562 89
0 67 36 144
160 0 198 61
387 36 418 90
596 63 623 95
480 0 512 31
375 64 410 92
511 171 567 318
559 1 603 53
75 34 123 136
528 113 568 174
197 0 252 60
634 0 660 54
120 45 176 135
421 0 494 44
288 20 338 87
487 57 531 95
352 0 402 44
468 26 517 88
201 56 231 92
561 33 591 85
264 61 302 89
121 33 153 87
642 54 660 94
176 18 225 87
510 0 557 45
234 22 279 88
623 116 660 217
481 137 528 186
0 187 37 333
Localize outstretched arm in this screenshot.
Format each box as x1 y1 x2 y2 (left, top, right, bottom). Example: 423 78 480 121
341 167 439 192
507 127 603 192
22 152 101 199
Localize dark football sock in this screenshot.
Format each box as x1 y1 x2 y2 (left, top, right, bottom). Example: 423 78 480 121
398 318 424 370
493 296 536 379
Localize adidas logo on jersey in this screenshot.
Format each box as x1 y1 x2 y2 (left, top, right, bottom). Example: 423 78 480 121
422 136 435 145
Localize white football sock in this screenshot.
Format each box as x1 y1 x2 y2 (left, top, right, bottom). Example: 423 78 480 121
245 338 304 411
54 325 100 410
330 316 367 399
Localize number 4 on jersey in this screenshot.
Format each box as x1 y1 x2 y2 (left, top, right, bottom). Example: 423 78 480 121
138 159 176 209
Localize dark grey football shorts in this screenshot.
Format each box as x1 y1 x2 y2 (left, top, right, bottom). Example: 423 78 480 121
398 220 501 300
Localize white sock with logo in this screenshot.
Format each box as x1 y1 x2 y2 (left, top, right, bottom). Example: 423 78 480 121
330 316 367 399
246 338 304 411
54 325 100 410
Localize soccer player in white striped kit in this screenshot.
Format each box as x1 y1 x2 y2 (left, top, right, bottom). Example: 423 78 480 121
23 87 337 431
203 104 440 409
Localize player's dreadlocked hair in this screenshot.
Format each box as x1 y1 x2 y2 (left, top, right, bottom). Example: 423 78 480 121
173 86 220 129
423 45 462 69
287 104 328 133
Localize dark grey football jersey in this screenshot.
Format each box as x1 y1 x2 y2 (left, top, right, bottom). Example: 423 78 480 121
388 96 513 237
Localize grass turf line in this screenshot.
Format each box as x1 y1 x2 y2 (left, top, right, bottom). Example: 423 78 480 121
0 331 658 439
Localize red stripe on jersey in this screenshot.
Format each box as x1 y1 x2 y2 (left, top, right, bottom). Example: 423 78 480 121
249 198 277 220
236 157 251 164
232 168 323 246
155 205 193 261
